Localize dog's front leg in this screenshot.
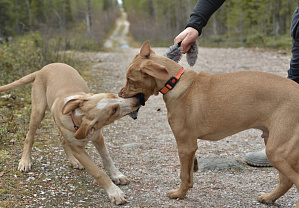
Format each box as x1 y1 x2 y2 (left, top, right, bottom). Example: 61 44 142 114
92 130 129 185
167 135 198 199
70 145 127 205
61 138 84 169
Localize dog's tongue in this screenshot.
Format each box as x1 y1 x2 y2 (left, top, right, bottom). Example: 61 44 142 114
128 108 139 120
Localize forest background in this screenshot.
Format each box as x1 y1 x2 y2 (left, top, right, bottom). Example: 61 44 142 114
0 0 297 49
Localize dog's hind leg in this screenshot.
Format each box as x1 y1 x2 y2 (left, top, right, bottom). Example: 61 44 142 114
258 171 293 204
92 130 129 185
18 82 46 172
258 136 299 204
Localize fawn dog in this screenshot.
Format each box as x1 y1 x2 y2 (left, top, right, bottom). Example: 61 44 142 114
119 41 299 207
0 63 140 205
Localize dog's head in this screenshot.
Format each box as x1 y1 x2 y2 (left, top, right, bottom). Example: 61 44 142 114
118 41 171 103
62 93 140 140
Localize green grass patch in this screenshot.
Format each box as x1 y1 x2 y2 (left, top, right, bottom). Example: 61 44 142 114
0 150 11 160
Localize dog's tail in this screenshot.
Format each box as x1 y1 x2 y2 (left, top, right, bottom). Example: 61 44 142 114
0 71 38 92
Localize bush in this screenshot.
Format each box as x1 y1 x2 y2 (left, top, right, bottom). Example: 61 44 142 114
245 34 264 46
264 35 292 49
0 33 78 144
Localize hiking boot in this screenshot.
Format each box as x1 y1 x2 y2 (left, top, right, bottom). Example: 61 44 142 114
244 149 272 167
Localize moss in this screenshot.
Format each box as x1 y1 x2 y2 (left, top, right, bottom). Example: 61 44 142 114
0 150 11 160
33 142 44 148
20 190 29 195
0 189 8 194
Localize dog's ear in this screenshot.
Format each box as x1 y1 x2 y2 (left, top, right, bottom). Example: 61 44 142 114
74 118 96 140
140 40 155 57
62 96 88 115
141 60 170 81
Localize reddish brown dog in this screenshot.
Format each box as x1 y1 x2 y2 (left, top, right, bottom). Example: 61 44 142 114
119 41 299 207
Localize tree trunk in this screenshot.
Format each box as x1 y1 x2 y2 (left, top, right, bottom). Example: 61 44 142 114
86 0 91 34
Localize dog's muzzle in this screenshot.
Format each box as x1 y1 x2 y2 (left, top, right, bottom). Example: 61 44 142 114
127 93 145 120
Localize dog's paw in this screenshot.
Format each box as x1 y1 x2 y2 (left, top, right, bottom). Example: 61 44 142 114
166 188 186 199
69 158 84 169
112 173 129 185
107 185 127 205
18 159 32 172
257 192 275 204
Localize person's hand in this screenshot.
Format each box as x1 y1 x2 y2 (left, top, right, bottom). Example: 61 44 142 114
174 27 199 54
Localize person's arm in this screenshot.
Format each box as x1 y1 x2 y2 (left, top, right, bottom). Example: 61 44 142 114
175 0 225 53
186 0 225 36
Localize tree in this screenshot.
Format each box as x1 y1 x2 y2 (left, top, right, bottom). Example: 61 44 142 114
0 0 15 36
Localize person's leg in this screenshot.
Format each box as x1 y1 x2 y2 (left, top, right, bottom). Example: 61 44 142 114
288 7 299 82
245 7 299 167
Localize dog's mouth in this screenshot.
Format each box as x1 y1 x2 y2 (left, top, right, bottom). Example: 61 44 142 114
127 93 145 120
134 93 145 106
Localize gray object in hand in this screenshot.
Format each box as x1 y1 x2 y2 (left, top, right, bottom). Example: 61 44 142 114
163 42 183 63
163 41 198 67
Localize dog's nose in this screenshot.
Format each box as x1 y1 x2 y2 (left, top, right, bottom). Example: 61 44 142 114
118 88 124 98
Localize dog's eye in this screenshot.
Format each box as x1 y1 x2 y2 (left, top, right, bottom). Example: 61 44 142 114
112 107 118 115
128 79 134 84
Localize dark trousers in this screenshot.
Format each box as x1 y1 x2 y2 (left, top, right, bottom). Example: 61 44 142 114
288 7 299 83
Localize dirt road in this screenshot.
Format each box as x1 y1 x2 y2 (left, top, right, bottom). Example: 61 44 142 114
1 7 297 208
103 7 130 49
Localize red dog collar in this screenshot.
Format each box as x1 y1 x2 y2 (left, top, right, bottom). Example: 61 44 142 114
159 67 184 95
70 111 79 131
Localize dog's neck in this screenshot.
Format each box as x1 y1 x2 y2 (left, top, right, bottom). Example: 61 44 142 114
159 66 184 95
70 111 79 131
70 109 84 131
151 56 197 100
151 56 183 94
162 68 197 106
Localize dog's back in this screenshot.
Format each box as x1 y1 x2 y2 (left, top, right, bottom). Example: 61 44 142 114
0 63 89 95
39 63 89 94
